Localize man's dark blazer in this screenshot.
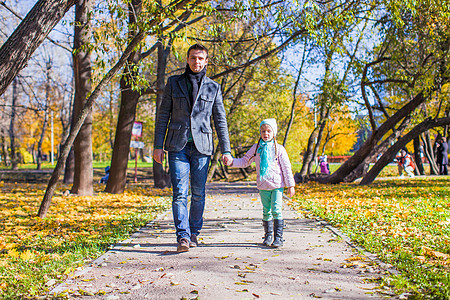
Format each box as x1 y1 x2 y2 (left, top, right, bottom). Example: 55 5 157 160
154 72 231 156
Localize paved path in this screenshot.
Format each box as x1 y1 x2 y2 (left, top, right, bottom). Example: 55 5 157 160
52 182 386 299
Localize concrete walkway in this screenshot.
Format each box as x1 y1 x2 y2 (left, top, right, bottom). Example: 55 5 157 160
52 182 387 299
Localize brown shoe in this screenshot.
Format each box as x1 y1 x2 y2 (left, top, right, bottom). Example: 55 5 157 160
177 238 190 252
189 235 198 247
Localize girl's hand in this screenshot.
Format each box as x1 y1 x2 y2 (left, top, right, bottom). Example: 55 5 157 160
287 186 295 198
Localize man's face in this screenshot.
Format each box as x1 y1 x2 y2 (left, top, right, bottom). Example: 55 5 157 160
187 49 208 73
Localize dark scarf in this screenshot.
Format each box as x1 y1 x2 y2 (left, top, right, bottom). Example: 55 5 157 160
185 64 206 105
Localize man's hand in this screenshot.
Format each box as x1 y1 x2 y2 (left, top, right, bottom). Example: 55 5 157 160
153 149 165 165
222 154 233 166
287 186 295 198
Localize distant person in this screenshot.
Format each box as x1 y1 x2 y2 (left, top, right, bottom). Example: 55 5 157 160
229 119 295 248
319 155 330 174
153 43 232 252
419 145 425 163
397 148 415 178
437 137 448 175
100 166 110 184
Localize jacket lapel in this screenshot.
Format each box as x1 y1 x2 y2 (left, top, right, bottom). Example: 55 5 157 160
176 74 191 110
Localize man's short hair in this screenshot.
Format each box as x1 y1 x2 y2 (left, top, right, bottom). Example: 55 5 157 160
187 43 208 58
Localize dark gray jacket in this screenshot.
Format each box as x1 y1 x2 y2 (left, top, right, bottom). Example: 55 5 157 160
154 73 231 155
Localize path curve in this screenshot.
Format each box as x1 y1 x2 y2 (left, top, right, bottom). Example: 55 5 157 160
51 182 386 299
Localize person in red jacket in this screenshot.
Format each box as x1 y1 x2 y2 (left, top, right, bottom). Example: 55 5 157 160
397 148 415 178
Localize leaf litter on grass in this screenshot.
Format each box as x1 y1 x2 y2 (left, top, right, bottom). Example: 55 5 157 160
289 177 450 299
0 181 171 298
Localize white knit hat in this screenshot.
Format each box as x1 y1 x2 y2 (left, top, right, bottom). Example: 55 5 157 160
260 118 277 136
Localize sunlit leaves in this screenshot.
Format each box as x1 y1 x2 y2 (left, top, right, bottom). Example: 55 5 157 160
0 181 170 298
289 177 450 297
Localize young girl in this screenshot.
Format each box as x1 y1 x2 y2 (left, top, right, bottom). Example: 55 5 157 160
319 155 330 174
230 119 295 248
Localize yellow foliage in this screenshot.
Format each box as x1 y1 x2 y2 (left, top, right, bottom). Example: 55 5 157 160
290 178 450 269
0 182 171 262
19 250 34 261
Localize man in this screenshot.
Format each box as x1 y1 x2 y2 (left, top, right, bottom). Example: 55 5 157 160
153 43 232 252
437 137 448 175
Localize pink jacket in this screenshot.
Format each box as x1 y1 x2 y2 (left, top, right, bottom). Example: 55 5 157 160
232 143 295 191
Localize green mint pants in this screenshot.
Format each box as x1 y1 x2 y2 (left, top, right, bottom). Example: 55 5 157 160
259 188 284 221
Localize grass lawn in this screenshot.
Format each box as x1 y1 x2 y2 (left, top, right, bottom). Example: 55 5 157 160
0 182 170 299
288 177 450 299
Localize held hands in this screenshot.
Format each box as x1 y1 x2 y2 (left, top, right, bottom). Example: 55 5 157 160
287 186 295 198
153 148 165 165
154 150 233 166
222 154 233 166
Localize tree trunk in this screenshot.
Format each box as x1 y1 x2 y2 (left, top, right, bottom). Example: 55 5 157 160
422 131 439 175
326 91 427 184
413 137 425 175
38 31 146 218
63 148 75 184
105 0 142 194
36 108 49 170
0 0 76 96
299 127 318 176
308 108 329 174
37 63 52 170
105 76 140 194
207 145 221 181
70 0 93 195
283 48 306 147
153 39 171 188
343 115 411 182
1 134 10 166
9 78 18 170
360 117 450 185
63 87 75 183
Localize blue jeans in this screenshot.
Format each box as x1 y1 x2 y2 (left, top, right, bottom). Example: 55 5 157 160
168 142 210 242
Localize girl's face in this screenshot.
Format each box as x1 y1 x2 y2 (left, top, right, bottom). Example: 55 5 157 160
260 124 274 142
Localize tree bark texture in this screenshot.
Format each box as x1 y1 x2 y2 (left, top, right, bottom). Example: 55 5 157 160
207 144 221 182
309 108 329 174
413 137 425 175
36 108 49 170
360 117 450 185
326 91 427 184
422 131 439 175
299 127 318 176
105 0 142 194
342 115 411 182
105 80 140 194
0 0 76 96
1 134 10 166
37 64 51 170
71 0 94 196
9 78 18 170
153 39 171 188
38 31 146 218
63 148 75 184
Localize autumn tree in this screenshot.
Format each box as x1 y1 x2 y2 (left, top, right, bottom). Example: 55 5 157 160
326 0 450 184
70 0 94 195
0 0 76 97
